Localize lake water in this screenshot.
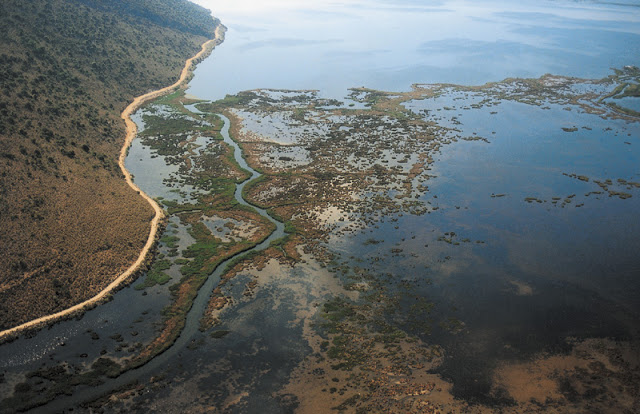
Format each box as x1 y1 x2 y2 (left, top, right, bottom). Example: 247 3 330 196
190 0 640 99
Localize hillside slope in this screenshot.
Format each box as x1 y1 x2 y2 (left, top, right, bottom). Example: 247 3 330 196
0 0 218 329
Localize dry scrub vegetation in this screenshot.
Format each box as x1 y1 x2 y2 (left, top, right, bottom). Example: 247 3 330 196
0 0 217 329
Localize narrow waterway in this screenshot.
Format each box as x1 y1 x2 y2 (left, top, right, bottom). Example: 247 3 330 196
32 114 285 412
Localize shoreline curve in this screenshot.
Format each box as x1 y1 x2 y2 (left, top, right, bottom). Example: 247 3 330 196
0 24 226 343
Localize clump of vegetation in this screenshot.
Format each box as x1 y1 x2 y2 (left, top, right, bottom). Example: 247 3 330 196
0 357 122 412
135 259 172 290
562 126 579 132
210 330 230 339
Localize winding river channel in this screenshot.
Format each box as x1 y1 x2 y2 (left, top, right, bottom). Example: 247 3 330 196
11 115 285 412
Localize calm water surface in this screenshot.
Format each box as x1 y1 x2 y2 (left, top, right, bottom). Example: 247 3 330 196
191 0 640 99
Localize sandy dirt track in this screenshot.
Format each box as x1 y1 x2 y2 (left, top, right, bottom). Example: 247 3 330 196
0 25 225 342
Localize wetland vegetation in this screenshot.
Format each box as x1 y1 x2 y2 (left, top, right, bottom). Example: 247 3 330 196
39 66 634 413
1 64 638 413
182 68 639 413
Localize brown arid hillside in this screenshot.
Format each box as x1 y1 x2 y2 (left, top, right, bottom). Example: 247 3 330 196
0 0 218 330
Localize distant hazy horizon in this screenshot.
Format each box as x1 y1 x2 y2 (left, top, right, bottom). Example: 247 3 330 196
189 0 640 100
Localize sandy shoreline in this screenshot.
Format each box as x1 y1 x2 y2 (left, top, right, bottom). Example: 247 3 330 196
0 24 226 343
